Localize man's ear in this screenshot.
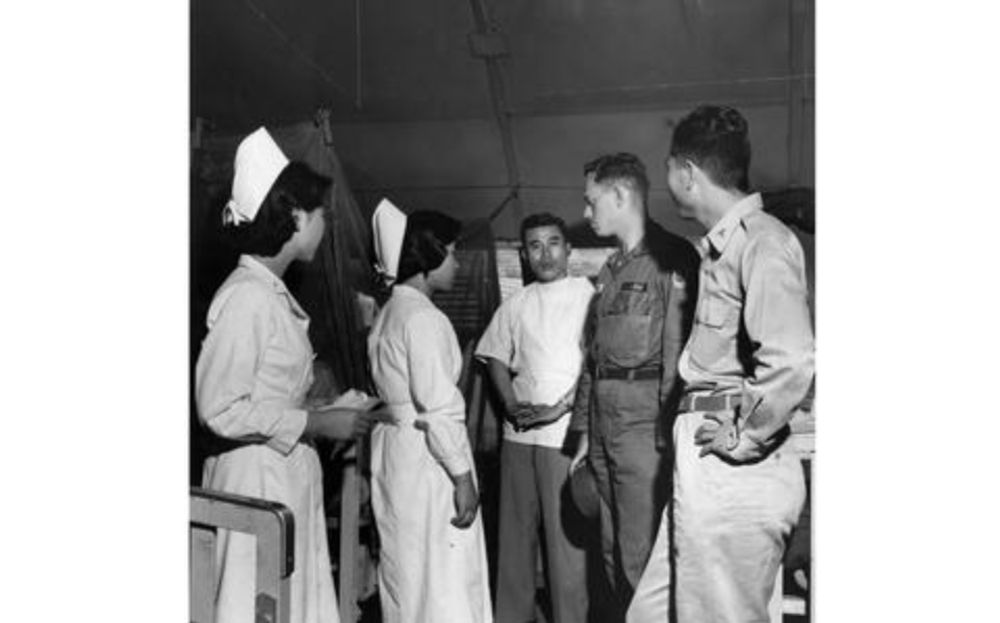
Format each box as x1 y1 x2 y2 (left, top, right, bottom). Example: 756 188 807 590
682 159 698 192
291 207 307 231
612 183 626 208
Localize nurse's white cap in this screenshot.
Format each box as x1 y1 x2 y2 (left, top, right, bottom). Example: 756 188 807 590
223 127 290 226
372 198 408 285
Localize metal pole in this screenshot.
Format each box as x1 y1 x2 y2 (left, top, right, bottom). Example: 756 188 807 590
355 0 363 110
467 0 522 225
786 0 809 186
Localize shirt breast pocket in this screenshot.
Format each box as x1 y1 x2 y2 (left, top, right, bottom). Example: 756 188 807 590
698 294 735 328
598 291 656 367
690 294 738 368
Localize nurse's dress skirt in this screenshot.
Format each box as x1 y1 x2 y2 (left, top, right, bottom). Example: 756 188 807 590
202 443 339 623
370 412 493 623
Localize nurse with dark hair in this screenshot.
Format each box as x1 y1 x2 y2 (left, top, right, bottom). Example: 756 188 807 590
196 127 381 623
367 200 493 623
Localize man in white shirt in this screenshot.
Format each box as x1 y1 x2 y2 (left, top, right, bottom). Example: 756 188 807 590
476 213 595 623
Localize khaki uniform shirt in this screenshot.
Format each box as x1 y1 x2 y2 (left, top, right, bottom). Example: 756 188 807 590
679 193 815 456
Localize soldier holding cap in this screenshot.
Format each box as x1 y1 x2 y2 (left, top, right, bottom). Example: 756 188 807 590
569 152 699 620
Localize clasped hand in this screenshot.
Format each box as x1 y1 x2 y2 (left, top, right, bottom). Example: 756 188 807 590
507 402 563 431
506 389 573 431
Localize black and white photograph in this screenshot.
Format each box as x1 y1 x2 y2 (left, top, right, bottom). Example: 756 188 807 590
188 2 814 622
7 2 1000 623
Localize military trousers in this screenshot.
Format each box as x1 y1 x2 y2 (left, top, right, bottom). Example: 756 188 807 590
587 378 670 620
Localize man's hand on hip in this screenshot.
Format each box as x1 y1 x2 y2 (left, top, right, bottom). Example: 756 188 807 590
694 410 755 463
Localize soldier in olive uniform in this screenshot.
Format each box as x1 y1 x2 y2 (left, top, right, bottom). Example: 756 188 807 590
568 152 699 620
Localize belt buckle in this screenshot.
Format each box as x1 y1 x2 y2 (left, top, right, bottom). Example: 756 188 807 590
723 394 739 411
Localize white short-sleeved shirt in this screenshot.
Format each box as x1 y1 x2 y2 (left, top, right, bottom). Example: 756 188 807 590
475 276 594 448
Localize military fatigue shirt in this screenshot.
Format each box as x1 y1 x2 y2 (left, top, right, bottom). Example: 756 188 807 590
570 221 699 434
678 193 815 458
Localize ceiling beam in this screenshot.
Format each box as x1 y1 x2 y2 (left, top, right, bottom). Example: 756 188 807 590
511 75 814 118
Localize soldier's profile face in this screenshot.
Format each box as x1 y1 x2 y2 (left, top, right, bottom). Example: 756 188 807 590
523 225 570 283
665 156 696 220
583 175 617 236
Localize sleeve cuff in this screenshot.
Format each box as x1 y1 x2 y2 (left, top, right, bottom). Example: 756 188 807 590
441 454 472 478
721 430 771 463
473 345 507 365
419 415 473 477
265 408 308 456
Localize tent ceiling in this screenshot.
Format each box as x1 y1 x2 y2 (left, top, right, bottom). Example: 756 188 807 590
192 0 812 132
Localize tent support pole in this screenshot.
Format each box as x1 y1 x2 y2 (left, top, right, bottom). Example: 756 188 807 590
467 0 522 226
355 0 363 110
786 0 809 186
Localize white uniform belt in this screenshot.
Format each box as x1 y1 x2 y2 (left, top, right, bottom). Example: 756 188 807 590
387 403 419 424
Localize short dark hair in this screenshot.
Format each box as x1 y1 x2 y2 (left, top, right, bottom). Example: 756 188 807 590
670 105 751 192
223 161 332 257
519 212 569 247
395 210 462 283
583 152 650 207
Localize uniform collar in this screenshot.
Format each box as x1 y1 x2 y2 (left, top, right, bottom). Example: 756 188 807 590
702 193 763 257
392 283 433 304
238 255 310 320
610 232 651 269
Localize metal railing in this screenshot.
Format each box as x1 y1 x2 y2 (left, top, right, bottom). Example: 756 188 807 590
189 487 295 623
